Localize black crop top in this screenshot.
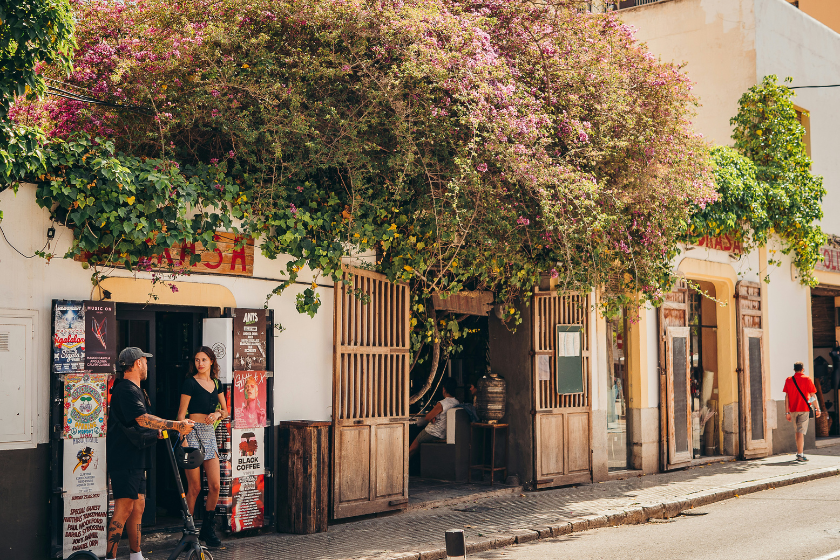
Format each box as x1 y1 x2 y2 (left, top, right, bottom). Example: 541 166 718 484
181 376 220 415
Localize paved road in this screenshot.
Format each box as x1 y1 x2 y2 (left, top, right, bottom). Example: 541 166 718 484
469 474 840 560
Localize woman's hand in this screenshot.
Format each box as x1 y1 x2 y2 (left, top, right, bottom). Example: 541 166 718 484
205 412 220 425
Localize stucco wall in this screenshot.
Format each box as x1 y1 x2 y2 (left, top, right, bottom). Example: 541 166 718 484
0 183 335 450
619 0 758 146
798 0 840 35
754 0 840 237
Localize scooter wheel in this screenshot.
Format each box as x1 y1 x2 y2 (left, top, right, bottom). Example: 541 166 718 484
67 552 100 560
185 548 214 560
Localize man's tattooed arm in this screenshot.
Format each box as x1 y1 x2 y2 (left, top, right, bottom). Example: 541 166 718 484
136 414 193 434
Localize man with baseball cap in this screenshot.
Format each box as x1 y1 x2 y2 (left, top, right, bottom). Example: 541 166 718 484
106 347 195 560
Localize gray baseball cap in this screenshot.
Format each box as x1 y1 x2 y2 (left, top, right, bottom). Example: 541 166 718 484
118 347 153 370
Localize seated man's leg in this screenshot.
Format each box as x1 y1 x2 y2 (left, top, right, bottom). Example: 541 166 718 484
409 428 442 457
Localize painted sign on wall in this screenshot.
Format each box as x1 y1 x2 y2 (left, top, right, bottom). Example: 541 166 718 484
62 491 107 558
84 302 116 373
63 374 108 438
54 301 85 374
817 245 840 273
694 235 744 254
63 438 107 493
233 309 267 371
229 474 265 532
233 371 267 428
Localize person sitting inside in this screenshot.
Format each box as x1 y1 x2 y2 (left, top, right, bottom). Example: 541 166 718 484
409 377 459 457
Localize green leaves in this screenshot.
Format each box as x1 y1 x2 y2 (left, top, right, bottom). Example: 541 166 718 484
0 0 75 115
686 76 826 285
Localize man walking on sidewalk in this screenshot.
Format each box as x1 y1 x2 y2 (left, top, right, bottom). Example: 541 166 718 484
783 362 821 462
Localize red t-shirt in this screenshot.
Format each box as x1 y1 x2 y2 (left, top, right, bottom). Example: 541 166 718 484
783 373 817 412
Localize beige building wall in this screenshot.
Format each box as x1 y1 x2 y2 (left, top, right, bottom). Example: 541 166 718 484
619 0 758 146
791 0 840 35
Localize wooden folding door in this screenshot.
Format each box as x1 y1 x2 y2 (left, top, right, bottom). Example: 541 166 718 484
332 267 410 518
532 292 592 488
659 280 692 469
735 281 769 459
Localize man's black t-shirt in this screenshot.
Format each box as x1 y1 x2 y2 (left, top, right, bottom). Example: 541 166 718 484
107 379 150 471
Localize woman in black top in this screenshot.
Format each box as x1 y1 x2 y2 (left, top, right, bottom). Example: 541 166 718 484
177 346 228 547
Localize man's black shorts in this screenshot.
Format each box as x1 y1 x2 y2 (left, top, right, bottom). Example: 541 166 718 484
111 469 146 500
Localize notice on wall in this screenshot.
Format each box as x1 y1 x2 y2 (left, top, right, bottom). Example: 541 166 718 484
233 309 267 371
63 374 108 439
233 370 267 428
63 438 107 493
84 301 116 373
538 355 551 381
231 427 265 477
203 318 234 383
54 301 85 374
556 331 581 358
229 474 265 532
63 491 107 558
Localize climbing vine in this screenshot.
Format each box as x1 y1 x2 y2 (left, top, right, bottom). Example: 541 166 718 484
685 76 826 284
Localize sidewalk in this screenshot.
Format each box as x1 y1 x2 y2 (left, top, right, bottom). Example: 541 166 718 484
146 448 840 560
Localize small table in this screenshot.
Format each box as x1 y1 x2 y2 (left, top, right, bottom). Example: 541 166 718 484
468 422 508 486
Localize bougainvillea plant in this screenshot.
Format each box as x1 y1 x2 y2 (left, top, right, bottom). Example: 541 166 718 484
685 76 825 284
5 0 715 400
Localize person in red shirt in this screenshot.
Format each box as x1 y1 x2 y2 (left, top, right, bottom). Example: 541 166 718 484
783 362 821 462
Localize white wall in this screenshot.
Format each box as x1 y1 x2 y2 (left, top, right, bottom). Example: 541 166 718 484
0 184 336 447
754 0 840 238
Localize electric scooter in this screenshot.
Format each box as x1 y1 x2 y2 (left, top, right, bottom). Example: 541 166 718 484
161 430 214 560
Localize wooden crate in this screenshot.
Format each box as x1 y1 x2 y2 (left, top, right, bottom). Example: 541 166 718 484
276 421 331 534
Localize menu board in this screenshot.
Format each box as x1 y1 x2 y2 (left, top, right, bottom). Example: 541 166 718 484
54 301 85 373
84 301 116 373
233 309 267 370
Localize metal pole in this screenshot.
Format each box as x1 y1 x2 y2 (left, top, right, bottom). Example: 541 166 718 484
445 529 466 559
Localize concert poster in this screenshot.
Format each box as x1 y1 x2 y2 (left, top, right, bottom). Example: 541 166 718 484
62 491 107 558
63 438 107 493
53 301 85 374
63 373 108 438
229 474 265 532
84 301 116 373
233 370 267 428
232 309 267 371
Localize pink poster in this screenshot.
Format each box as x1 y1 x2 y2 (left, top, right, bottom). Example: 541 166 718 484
233 370 267 428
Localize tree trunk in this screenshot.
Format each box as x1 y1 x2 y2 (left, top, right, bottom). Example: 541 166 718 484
409 323 440 405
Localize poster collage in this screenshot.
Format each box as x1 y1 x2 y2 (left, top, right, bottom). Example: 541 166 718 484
54 300 115 558
54 301 272 558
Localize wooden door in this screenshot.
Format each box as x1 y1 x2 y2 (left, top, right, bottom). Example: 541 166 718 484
736 281 769 458
532 292 592 489
333 267 410 519
659 281 692 469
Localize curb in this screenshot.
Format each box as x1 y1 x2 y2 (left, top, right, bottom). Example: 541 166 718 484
385 465 840 560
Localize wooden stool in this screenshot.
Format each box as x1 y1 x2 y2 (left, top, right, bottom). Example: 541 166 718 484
468 423 508 486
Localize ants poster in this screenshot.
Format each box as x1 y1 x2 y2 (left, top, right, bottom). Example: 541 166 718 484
233 370 267 428
84 301 116 373
63 438 107 493
63 374 108 439
232 309 267 371
62 491 107 558
229 474 265 532
53 301 85 374
231 427 265 477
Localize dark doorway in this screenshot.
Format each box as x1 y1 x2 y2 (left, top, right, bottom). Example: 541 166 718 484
116 304 207 528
